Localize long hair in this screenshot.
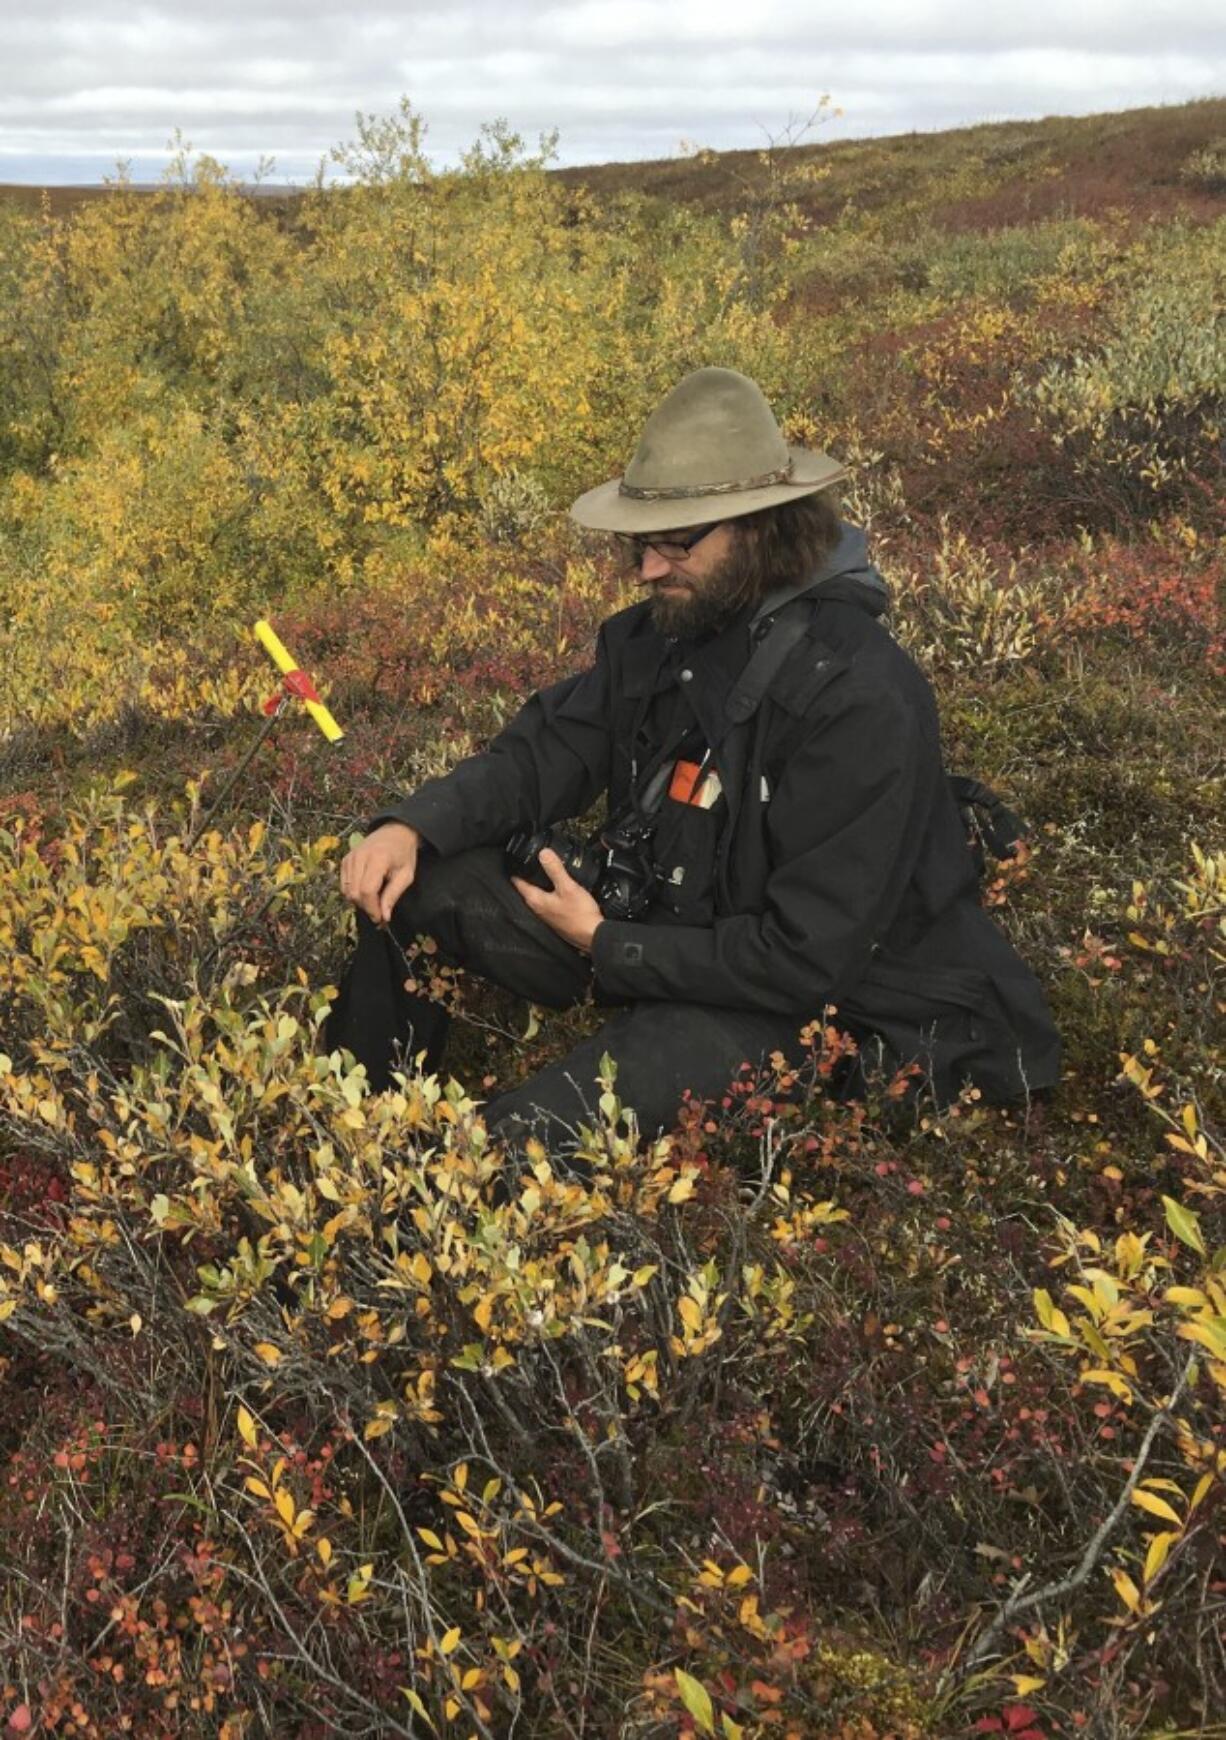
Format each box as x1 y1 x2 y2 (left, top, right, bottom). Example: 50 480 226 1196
733 487 843 606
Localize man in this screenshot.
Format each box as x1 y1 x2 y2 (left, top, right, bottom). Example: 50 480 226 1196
334 368 1060 1154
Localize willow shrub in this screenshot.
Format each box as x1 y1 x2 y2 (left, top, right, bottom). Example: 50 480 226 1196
0 106 808 728
1029 219 1225 520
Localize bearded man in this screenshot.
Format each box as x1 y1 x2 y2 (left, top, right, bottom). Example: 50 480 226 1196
332 368 1060 1153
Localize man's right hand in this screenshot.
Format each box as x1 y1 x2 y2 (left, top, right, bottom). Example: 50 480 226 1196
340 821 421 925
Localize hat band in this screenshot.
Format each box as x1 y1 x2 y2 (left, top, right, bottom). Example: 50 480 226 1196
619 458 794 501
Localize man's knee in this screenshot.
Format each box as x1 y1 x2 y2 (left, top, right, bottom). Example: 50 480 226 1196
390 847 505 958
391 845 592 1009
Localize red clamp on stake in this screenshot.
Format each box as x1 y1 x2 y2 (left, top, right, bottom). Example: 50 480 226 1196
282 668 322 704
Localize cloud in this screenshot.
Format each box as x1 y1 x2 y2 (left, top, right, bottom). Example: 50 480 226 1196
1 0 1222 182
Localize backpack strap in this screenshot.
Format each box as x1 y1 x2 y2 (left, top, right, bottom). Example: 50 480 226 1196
724 607 815 726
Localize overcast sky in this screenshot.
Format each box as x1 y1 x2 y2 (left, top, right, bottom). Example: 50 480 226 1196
2 0 1223 184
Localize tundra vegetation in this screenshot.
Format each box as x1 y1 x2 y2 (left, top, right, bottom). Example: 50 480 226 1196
0 96 1223 1740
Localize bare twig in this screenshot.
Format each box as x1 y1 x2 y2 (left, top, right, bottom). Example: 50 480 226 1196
956 1353 1198 1678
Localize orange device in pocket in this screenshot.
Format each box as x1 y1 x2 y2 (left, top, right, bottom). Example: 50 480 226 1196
668 755 722 809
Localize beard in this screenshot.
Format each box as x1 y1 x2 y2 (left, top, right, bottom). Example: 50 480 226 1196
645 541 758 639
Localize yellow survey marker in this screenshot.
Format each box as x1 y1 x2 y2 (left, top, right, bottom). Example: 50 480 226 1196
253 619 345 744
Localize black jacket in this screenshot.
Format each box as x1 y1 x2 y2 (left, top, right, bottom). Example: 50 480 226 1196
385 527 1061 1102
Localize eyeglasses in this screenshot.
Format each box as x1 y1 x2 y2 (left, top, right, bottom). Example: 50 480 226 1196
616 522 721 565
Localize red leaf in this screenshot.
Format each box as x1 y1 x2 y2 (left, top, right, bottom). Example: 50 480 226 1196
7 1708 33 1736
1004 1709 1040 1732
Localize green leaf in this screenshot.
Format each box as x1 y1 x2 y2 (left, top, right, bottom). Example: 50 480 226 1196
674 1668 715 1735
1163 1195 1206 1256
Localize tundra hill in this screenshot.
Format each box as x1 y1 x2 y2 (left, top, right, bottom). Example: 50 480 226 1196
554 97 1226 228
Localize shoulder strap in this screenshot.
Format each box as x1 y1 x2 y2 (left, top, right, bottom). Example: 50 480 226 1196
724 606 814 726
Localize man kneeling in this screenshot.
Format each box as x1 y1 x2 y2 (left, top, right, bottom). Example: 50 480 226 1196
331 368 1060 1158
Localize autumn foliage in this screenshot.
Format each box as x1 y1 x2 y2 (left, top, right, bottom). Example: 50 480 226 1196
0 98 1223 1738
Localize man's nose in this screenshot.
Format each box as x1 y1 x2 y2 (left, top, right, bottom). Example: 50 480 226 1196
638 545 673 582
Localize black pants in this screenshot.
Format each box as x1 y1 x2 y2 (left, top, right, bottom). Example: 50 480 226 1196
326 847 818 1157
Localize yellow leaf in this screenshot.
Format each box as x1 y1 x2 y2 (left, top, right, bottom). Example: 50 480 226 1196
674 1668 715 1734
236 1405 258 1449
418 1529 445 1551
667 1174 695 1205
1082 1368 1133 1403
1131 1488 1182 1527
274 1488 296 1527
1111 1566 1141 1614
1178 1320 1226 1358
677 1296 703 1333
317 1538 333 1567
724 1564 753 1589
1143 1530 1176 1584
1190 1473 1213 1513
1162 1195 1205 1255
1012 1676 1046 1697
253 1342 282 1367
440 1626 461 1655
401 1686 436 1729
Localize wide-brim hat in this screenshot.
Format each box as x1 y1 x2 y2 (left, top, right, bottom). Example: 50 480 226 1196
570 366 846 535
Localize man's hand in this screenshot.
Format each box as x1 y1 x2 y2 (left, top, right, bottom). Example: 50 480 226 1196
340 821 421 925
511 848 604 954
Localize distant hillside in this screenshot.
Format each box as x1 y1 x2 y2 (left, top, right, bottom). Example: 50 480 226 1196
3 96 1223 229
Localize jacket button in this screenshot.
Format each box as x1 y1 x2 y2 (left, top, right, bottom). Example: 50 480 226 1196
679 668 693 682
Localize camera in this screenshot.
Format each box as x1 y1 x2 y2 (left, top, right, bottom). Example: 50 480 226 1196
505 814 657 921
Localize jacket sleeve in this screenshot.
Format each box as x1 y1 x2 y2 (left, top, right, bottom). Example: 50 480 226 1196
373 637 613 856
591 678 930 1012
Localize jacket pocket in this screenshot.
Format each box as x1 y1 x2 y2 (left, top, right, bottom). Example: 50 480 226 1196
839 958 1002 1106
844 958 990 1023
650 797 724 926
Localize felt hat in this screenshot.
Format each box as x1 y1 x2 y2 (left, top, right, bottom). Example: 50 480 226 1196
569 366 846 534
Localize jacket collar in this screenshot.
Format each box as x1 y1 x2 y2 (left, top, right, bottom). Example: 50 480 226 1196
748 522 890 629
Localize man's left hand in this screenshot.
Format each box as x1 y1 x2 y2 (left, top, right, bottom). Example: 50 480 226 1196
511 848 604 954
